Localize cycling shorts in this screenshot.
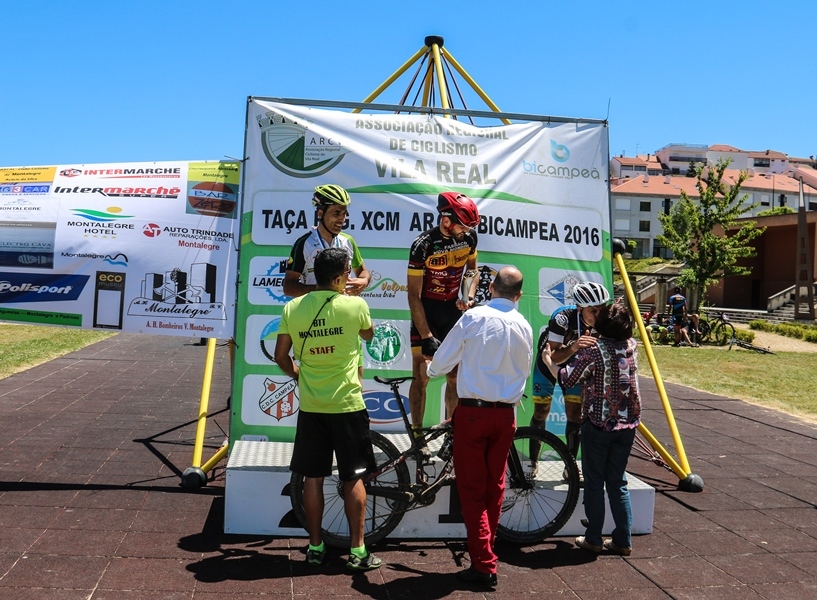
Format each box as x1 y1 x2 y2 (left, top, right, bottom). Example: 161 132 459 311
531 368 581 405
290 409 376 481
410 298 463 348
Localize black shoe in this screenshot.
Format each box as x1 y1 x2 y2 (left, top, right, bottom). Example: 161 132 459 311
456 566 497 587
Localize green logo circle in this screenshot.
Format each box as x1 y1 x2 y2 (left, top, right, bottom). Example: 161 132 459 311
365 323 404 366
258 112 345 178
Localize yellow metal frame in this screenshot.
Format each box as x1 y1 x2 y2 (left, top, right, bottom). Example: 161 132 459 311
616 252 701 488
183 337 230 488
188 39 700 493
353 39 511 125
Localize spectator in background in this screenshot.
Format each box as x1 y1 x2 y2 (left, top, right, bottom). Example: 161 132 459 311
668 287 699 347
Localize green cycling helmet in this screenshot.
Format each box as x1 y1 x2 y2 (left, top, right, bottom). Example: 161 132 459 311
312 184 351 207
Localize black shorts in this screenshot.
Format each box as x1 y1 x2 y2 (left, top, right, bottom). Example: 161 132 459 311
410 298 463 347
290 409 376 481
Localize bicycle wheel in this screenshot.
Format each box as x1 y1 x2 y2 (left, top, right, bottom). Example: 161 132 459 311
498 427 580 544
289 430 410 548
698 320 712 343
713 321 736 346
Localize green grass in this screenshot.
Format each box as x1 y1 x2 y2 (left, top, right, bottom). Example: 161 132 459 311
640 344 817 421
0 324 115 380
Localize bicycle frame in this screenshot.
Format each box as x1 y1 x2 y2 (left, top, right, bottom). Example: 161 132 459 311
370 376 534 498
367 376 455 506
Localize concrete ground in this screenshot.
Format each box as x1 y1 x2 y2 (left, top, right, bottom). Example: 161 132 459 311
0 333 816 598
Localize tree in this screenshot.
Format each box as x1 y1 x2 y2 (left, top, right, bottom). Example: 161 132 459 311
757 206 795 217
657 157 765 312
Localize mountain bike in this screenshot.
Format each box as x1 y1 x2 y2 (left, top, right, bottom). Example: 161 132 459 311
289 375 580 547
699 312 736 346
729 337 776 354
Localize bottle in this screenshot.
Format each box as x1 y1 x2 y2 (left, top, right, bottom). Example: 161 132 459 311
437 434 453 462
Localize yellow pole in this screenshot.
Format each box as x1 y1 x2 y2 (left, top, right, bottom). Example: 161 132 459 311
191 337 218 468
615 252 692 475
442 49 511 125
636 422 685 479
429 42 451 115
421 59 434 107
200 443 229 474
353 46 428 112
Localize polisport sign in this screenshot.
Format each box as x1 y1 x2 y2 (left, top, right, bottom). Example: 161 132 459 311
0 272 89 303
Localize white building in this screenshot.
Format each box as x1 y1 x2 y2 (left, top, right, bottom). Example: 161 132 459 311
610 143 817 258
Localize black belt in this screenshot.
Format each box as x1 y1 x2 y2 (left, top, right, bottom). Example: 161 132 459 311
458 398 514 409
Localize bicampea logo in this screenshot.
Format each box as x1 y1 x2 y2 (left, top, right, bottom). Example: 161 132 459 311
550 139 570 162
364 322 405 367
256 109 348 178
521 139 601 181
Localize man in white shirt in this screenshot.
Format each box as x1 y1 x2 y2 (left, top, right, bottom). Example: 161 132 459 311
426 266 533 589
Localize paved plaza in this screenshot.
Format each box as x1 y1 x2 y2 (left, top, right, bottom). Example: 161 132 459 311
1 333 816 598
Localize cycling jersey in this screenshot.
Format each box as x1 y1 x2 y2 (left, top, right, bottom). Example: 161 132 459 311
532 305 598 397
407 227 478 302
668 293 688 326
287 229 363 285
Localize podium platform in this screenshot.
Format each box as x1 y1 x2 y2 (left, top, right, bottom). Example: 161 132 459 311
225 439 654 539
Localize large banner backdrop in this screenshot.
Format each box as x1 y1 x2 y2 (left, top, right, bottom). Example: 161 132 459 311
231 98 611 442
0 160 239 337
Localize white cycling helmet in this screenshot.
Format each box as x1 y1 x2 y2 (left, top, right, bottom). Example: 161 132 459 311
572 281 610 307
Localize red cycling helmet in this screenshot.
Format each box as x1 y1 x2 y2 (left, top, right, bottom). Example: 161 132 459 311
437 192 480 228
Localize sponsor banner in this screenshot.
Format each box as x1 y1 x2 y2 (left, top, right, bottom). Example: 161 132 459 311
251 191 603 261
0 166 56 185
0 306 82 326
247 255 290 305
241 374 300 428
364 320 411 371
231 100 612 442
538 268 607 322
0 160 239 337
244 314 283 365
0 272 89 303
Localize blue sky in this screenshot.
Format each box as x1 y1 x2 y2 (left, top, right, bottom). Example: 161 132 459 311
3 1 816 167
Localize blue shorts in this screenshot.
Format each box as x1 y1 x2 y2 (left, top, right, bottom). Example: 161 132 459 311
531 366 581 404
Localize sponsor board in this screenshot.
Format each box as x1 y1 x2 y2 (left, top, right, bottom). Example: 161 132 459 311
364 381 411 428
0 272 89 303
538 268 606 319
363 320 410 371
241 374 300 426
247 256 290 305
244 314 283 365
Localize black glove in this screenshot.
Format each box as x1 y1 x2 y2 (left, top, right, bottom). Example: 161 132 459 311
421 336 442 357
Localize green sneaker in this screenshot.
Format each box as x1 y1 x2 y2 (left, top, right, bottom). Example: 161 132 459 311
306 546 326 566
346 551 382 571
